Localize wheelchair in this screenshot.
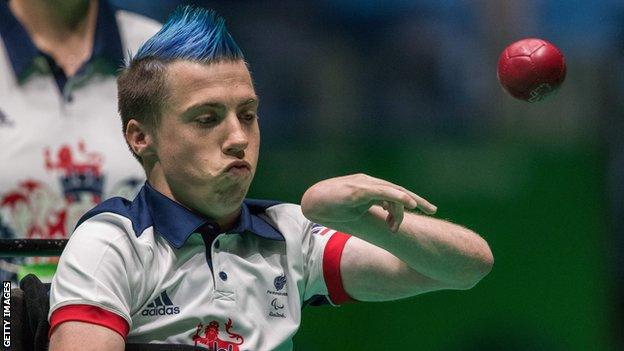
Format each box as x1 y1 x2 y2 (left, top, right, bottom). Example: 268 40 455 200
1 239 199 351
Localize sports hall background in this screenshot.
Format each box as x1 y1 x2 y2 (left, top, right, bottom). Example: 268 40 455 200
115 0 620 349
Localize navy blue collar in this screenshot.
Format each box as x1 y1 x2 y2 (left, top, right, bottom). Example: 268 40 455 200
90 0 124 70
0 0 123 80
143 183 284 249
0 1 38 78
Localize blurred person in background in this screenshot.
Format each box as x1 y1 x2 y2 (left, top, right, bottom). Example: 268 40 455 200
0 0 160 282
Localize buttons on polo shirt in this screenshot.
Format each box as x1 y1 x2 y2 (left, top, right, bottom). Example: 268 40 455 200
218 271 228 281
198 222 219 237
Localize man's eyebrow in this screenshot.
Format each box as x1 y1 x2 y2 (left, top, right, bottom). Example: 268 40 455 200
239 98 259 107
183 98 259 113
183 102 223 114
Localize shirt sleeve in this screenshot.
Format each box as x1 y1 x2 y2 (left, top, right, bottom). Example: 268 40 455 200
302 221 353 305
48 213 140 339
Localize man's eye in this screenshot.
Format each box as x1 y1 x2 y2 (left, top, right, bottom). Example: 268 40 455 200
240 112 257 121
195 115 217 124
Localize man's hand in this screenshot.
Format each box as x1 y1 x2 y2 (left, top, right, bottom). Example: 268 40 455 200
301 173 493 300
301 173 437 232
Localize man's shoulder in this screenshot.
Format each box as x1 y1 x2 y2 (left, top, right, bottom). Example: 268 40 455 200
76 195 153 237
245 199 294 216
254 201 315 238
250 201 302 221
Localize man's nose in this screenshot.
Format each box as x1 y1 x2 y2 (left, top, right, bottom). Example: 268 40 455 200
222 116 249 157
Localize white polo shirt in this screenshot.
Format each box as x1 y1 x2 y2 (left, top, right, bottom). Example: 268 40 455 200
49 182 352 350
0 1 160 281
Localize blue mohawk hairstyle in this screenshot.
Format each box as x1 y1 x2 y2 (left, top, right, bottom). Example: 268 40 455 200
130 5 244 64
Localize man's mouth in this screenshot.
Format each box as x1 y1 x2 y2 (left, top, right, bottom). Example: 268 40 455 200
224 161 251 175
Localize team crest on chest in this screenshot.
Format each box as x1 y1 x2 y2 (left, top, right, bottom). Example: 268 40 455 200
45 140 105 203
192 319 244 351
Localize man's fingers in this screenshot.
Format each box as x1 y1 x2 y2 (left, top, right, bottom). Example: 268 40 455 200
379 201 404 232
368 186 417 209
369 177 437 215
404 189 437 214
369 193 405 232
386 212 395 231
387 201 404 232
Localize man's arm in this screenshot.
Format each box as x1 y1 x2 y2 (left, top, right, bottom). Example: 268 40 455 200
48 214 137 350
301 173 494 301
49 322 125 351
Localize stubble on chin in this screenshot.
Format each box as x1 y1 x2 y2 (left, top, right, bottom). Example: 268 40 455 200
201 177 250 211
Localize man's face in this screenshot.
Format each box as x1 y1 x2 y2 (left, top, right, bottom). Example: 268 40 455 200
151 60 259 219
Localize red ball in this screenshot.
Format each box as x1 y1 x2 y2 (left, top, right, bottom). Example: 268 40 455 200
497 38 566 102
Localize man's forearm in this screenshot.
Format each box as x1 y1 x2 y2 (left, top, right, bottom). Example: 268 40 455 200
49 322 125 351
322 206 494 288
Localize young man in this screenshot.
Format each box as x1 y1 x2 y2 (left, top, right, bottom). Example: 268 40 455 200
48 6 493 351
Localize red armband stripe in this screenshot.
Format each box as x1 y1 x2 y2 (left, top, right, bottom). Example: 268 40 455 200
323 232 354 304
49 304 129 340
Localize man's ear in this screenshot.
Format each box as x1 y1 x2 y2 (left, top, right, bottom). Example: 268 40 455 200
125 119 156 159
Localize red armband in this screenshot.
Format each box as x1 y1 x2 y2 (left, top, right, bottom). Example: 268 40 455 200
49 304 129 340
323 232 354 304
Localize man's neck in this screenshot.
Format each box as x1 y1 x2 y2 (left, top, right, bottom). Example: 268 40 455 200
9 0 98 77
146 164 241 232
9 0 92 38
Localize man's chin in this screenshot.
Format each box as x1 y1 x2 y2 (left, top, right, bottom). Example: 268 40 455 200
218 179 252 203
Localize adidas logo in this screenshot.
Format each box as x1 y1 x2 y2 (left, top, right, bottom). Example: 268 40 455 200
141 290 180 316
